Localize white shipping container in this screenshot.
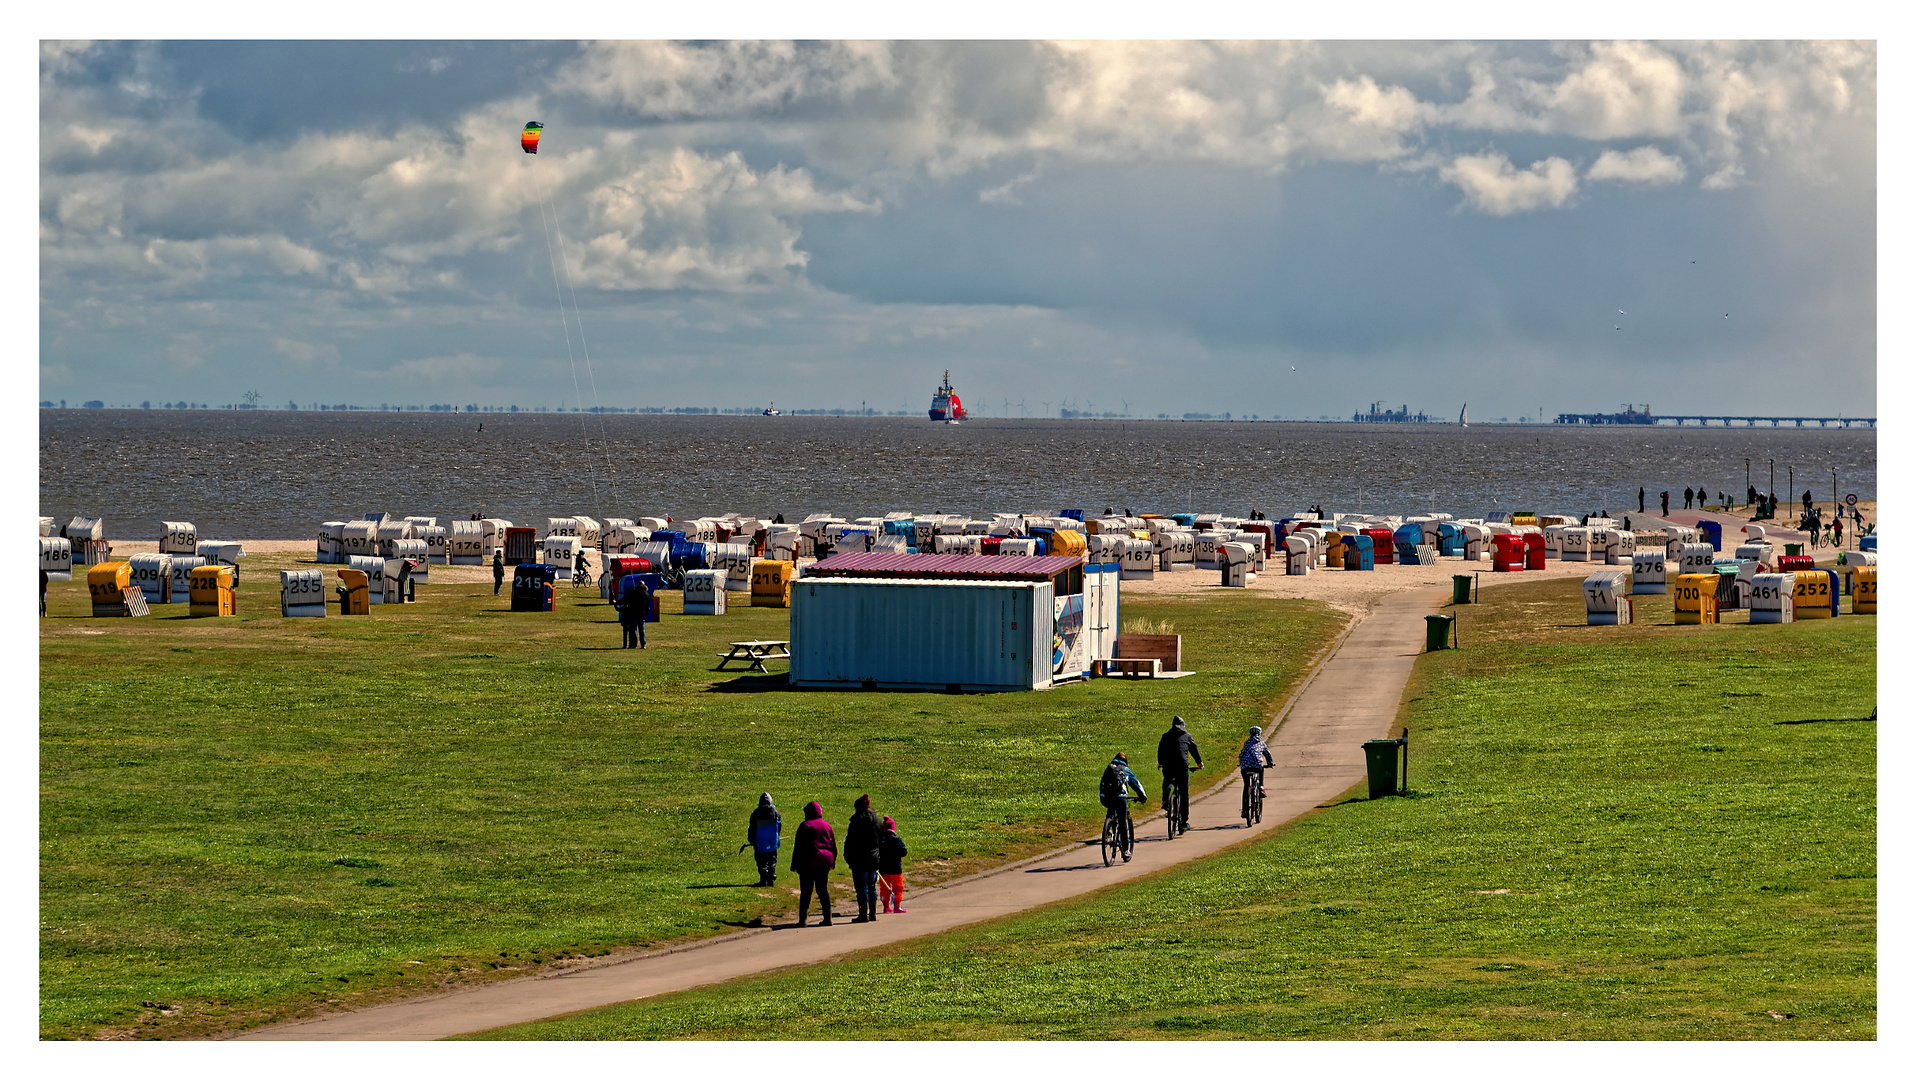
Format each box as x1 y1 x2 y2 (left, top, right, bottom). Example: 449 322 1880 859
790 577 1055 691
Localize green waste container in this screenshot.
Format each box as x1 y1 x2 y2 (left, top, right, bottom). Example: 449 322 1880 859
1424 614 1455 652
1363 737 1405 798
1451 574 1472 605
1785 543 1803 557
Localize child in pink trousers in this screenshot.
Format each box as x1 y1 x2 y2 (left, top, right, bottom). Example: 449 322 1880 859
879 815 909 913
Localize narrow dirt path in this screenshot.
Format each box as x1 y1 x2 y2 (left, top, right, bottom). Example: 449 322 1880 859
235 585 1448 1040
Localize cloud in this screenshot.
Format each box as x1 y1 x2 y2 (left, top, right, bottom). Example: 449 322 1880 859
1587 145 1687 186
273 338 342 371
1439 152 1578 215
979 172 1036 206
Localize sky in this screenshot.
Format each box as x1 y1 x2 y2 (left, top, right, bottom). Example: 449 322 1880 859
36 36 1878 421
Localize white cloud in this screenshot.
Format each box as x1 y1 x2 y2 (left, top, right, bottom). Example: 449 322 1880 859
979 172 1036 206
1587 145 1687 186
1439 152 1578 215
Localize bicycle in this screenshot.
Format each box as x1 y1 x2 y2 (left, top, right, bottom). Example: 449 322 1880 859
1241 767 1264 827
1102 796 1142 866
1163 767 1198 839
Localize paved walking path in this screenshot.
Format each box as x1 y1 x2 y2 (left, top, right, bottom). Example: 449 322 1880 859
237 585 1448 1041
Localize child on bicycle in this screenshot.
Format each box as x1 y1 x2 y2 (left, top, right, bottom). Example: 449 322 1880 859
1098 752 1148 860
1239 724 1274 801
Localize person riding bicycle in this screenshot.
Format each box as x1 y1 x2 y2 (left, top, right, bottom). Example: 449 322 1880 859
1238 724 1274 812
1157 715 1203 834
573 548 591 585
1098 752 1148 861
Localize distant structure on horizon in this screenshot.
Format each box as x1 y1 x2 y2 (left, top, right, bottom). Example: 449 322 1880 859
1556 404 1654 425
1352 402 1430 423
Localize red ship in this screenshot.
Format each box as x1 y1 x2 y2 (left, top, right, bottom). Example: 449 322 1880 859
928 370 967 423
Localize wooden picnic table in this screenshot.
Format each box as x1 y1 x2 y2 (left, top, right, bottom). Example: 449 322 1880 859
715 639 792 673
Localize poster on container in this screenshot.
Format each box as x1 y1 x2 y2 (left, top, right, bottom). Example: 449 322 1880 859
1053 593 1087 678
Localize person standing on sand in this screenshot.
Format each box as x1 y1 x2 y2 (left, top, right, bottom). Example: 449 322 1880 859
492 549 505 596
791 801 836 928
1661 491 1670 516
845 794 883 923
1684 487 1694 510
1639 487 1646 513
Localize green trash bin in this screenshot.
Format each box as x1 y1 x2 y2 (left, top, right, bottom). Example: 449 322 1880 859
1363 737 1405 798
1785 543 1803 557
1424 614 1455 652
1451 574 1472 605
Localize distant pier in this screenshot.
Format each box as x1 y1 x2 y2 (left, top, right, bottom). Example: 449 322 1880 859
1556 413 1874 428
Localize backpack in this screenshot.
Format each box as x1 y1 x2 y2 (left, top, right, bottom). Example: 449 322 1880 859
1100 761 1129 802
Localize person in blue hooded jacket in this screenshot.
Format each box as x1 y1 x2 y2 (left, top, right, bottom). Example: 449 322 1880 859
745 793 781 886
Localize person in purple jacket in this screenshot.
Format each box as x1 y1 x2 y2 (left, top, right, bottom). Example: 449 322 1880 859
791 800 837 927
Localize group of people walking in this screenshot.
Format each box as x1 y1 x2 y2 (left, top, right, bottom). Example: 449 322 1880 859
747 793 909 927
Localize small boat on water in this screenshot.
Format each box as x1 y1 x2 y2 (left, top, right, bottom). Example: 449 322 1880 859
929 370 967 423
762 402 780 416
1460 403 1468 427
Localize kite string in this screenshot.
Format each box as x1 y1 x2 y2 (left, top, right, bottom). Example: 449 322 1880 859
549 212 618 499
537 188 600 507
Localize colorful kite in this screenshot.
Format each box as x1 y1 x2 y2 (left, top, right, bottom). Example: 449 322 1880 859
521 121 544 154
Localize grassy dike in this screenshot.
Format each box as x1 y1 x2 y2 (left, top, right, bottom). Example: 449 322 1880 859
39 552 1345 1039
474 574 1876 1040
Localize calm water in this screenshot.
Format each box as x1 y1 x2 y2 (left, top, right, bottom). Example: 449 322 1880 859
39 410 1877 539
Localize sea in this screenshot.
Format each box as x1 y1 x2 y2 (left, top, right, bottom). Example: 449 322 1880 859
39 410 1878 540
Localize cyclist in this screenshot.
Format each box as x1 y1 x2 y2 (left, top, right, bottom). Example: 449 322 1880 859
1239 724 1274 821
1157 715 1203 835
1098 752 1148 861
573 548 591 586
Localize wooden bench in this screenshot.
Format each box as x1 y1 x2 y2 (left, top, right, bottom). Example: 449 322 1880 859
1097 633 1191 679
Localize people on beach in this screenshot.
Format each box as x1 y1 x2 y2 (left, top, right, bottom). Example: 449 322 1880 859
1639 487 1646 513
746 793 781 886
1831 514 1843 548
791 800 837 927
845 794 883 922
1661 491 1670 515
492 550 504 596
616 576 650 649
41 567 48 617
1157 716 1203 835
879 815 909 913
1684 487 1694 510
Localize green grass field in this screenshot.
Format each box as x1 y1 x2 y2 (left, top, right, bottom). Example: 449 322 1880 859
473 575 1876 1040
39 553 1344 1039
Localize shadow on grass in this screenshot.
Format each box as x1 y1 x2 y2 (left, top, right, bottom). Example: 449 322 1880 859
1775 716 1876 724
687 882 764 890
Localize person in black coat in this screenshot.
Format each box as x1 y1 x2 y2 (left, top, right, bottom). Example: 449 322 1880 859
615 577 650 649
844 794 883 923
492 550 505 596
1157 715 1203 834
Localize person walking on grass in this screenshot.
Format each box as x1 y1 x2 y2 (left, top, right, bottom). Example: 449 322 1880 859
845 794 883 923
792 801 836 927
492 549 504 596
744 793 781 887
615 576 650 649
879 815 909 913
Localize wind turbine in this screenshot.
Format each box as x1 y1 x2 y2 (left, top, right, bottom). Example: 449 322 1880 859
1120 399 1131 417
1041 400 1051 417
1018 399 1027 417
